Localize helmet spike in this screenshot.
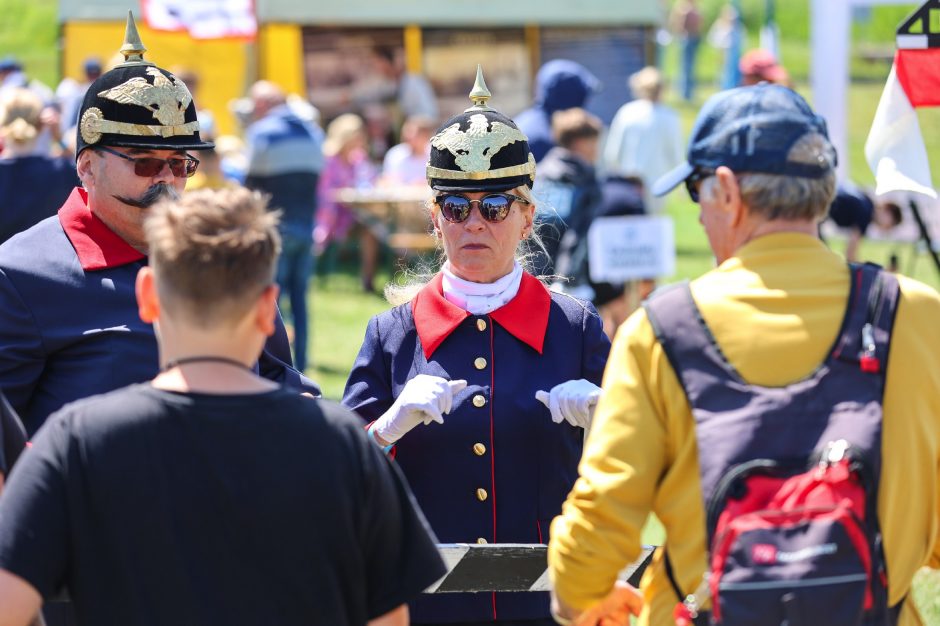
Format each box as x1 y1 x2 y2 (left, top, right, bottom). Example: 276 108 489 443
466 64 493 112
118 11 152 67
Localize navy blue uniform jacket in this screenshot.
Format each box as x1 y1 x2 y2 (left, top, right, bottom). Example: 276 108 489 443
0 188 319 435
343 272 611 623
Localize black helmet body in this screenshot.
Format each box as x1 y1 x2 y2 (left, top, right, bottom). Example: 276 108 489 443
76 12 214 157
427 67 535 192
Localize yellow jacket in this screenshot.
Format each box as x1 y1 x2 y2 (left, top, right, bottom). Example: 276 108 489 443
549 233 940 625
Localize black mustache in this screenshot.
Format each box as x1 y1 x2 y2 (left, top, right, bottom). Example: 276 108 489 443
114 184 180 209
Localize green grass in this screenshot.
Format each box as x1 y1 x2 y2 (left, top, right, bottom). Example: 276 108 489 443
915 569 940 623
308 270 390 399
0 0 58 88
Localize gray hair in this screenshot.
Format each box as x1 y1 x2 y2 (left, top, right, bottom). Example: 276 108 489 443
384 186 549 306
701 133 837 222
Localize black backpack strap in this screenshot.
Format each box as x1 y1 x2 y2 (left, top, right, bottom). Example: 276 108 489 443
664 549 711 626
663 548 684 601
831 263 900 374
643 281 743 403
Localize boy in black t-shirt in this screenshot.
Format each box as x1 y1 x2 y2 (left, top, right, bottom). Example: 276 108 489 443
0 188 445 626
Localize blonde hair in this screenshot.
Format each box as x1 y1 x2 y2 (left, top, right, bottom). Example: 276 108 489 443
701 133 837 222
145 188 281 326
384 185 548 306
323 113 365 157
0 88 42 146
629 67 664 102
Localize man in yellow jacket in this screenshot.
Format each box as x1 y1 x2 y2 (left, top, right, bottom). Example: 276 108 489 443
548 84 940 626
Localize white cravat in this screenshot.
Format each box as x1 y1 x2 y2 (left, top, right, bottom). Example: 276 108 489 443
441 261 523 315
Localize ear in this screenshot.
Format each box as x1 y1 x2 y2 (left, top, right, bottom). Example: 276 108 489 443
713 166 744 226
519 196 536 235
75 149 96 187
430 204 443 236
255 284 280 337
135 267 160 324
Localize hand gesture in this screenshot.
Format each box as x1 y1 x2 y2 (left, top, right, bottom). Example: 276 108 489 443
535 379 601 429
372 375 468 444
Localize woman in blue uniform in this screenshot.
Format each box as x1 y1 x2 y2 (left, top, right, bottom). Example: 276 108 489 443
343 69 611 626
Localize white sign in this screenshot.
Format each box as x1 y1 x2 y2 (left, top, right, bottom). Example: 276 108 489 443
587 215 675 282
141 0 257 40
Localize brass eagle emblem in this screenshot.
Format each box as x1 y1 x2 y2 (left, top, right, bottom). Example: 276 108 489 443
431 113 527 173
97 67 193 126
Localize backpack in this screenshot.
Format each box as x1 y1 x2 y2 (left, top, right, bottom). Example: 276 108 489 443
643 263 901 626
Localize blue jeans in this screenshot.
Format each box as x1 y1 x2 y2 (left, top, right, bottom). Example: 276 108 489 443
679 36 700 101
276 230 313 372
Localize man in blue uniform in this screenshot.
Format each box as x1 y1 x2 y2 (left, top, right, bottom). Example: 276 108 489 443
0 14 317 436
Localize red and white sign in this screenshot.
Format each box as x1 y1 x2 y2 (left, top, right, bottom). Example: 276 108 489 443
140 0 257 40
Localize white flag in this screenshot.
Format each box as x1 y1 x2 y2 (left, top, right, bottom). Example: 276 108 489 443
865 65 935 198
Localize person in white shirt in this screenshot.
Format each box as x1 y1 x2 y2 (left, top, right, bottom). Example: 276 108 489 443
381 115 435 186
602 67 683 214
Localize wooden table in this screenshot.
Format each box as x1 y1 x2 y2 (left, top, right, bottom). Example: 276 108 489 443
332 186 437 253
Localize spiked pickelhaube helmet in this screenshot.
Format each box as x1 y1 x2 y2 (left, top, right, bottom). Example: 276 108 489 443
426 66 536 192
75 11 214 157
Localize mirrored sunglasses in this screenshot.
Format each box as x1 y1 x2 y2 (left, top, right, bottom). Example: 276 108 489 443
434 193 530 224
96 145 200 179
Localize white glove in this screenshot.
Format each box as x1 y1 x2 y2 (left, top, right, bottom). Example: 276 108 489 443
371 375 468 445
535 379 602 429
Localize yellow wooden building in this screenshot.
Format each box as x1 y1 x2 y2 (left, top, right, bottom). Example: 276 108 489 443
59 1 661 136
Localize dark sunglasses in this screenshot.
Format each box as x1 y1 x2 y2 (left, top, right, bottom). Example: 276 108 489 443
685 168 715 203
434 193 531 224
96 145 200 179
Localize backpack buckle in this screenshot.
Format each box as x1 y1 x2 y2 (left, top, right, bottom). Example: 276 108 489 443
673 578 710 625
859 323 880 373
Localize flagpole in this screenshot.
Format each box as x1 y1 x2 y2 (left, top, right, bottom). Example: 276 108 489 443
908 199 940 276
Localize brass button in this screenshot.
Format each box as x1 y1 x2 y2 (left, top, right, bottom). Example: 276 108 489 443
474 357 487 370
477 537 488 544
473 442 486 456
477 319 487 331
472 394 486 408
476 488 488 501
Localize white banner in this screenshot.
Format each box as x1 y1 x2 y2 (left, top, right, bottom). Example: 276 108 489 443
141 0 257 40
587 216 675 283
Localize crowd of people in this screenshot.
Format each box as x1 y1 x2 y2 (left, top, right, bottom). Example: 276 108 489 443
0 6 938 626
0 3 817 372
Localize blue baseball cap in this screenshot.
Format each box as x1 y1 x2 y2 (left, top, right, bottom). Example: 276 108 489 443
0 56 22 73
652 83 836 197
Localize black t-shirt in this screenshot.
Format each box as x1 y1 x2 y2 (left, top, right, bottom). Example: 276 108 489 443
0 384 445 626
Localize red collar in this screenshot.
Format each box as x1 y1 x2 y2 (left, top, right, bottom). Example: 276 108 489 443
58 188 146 271
411 272 551 359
